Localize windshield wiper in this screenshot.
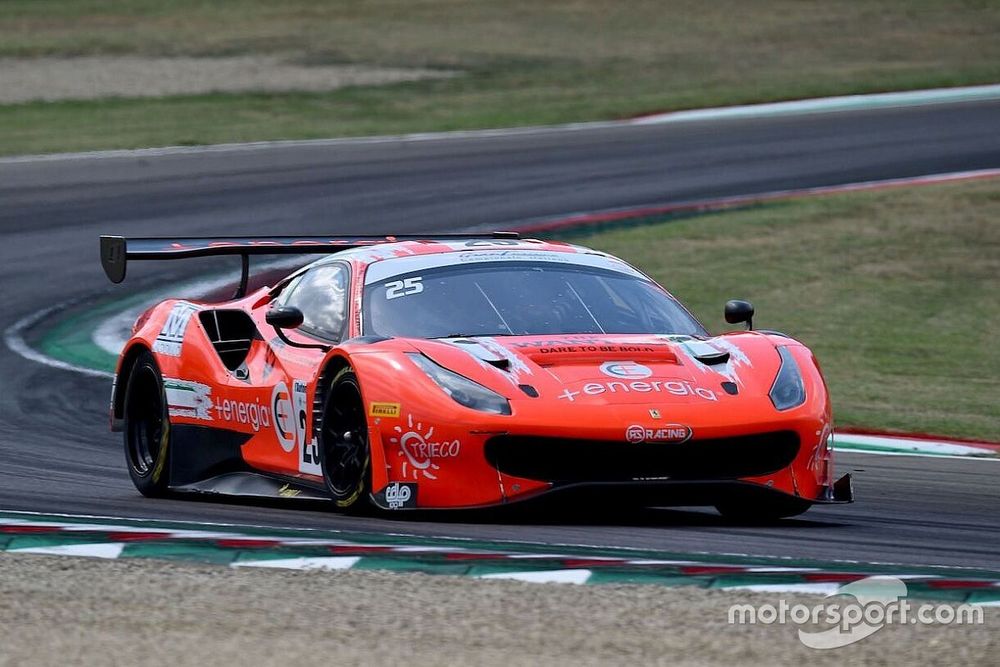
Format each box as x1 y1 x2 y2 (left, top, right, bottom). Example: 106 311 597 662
432 333 512 339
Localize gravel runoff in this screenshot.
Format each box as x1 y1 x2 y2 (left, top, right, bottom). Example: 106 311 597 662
0 553 996 666
0 56 457 103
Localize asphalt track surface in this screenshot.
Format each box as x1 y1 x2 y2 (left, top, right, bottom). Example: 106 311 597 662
2 101 999 570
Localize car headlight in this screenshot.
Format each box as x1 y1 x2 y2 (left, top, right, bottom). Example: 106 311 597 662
408 353 511 415
769 346 806 411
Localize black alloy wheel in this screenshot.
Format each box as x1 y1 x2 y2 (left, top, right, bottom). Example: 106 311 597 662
123 350 171 496
320 368 372 512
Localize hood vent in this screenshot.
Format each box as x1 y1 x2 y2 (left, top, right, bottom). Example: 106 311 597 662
484 357 510 371
679 339 731 366
694 350 730 365
446 338 513 372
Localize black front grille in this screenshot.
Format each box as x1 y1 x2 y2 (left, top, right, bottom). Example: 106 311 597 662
485 431 800 483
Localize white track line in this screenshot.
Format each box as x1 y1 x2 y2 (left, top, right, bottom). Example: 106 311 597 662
835 449 999 462
721 583 843 595
9 542 126 559
631 83 1000 125
834 434 997 458
478 569 594 585
2 84 999 164
4 304 114 379
232 556 361 571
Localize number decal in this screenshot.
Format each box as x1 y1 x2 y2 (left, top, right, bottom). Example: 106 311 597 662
385 277 424 299
293 380 321 475
303 437 320 467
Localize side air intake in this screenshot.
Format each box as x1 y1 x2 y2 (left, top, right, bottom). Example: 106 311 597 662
198 310 259 372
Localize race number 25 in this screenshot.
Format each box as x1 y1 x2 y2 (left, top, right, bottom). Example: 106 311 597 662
385 277 423 299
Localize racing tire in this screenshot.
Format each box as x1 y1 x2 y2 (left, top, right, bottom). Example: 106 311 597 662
715 496 811 522
319 368 372 513
122 349 172 497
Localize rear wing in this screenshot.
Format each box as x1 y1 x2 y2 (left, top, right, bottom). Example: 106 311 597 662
99 232 519 297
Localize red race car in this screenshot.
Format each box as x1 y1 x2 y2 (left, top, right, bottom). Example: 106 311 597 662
101 233 852 519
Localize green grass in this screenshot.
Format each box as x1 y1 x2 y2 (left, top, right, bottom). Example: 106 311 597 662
569 180 1000 441
3 0 1000 154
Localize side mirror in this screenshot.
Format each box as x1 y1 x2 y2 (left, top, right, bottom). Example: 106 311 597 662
724 299 754 330
266 305 304 330
265 305 329 351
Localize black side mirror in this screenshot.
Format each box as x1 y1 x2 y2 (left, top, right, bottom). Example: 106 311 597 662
724 299 754 330
265 305 329 351
266 305 304 330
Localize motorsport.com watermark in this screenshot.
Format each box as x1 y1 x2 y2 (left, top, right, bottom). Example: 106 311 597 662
728 576 985 649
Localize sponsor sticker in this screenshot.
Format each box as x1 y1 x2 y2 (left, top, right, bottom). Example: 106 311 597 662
163 378 213 420
271 382 296 453
457 250 573 264
600 361 652 379
463 239 523 247
369 402 402 418
389 414 462 481
625 425 646 443
277 484 301 498
152 302 198 357
382 482 417 510
625 423 692 444
558 379 718 402
536 344 659 354
215 396 271 431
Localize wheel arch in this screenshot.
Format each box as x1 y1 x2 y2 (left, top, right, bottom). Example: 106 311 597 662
313 352 388 495
111 341 152 431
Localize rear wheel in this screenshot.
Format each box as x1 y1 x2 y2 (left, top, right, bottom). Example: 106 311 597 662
319 368 372 513
122 350 171 497
715 496 811 522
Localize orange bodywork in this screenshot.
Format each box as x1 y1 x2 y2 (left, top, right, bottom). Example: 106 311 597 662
111 239 844 510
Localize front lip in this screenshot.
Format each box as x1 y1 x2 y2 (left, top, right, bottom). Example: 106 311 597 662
368 476 854 511
514 475 854 507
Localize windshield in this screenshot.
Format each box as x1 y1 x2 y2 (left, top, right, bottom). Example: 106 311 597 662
362 261 706 338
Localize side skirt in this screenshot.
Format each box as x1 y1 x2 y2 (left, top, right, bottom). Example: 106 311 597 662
168 424 331 502
172 472 330 500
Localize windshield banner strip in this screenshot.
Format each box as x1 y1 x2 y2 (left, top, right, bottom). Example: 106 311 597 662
363 250 644 285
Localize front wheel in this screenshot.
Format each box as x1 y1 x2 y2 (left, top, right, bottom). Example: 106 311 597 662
319 368 372 513
122 350 171 497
